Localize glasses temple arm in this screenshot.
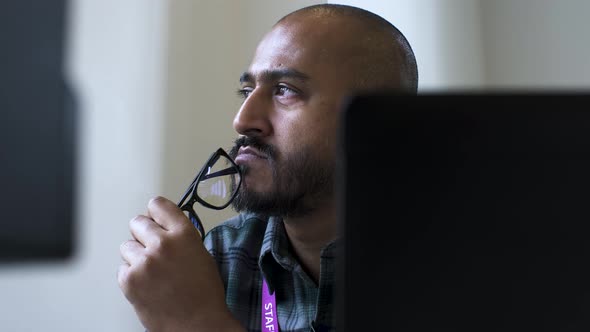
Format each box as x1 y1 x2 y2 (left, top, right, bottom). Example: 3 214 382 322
200 166 239 181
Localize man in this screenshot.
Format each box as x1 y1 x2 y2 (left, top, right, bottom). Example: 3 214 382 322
118 3 418 332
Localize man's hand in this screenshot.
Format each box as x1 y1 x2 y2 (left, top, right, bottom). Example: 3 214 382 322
118 196 243 332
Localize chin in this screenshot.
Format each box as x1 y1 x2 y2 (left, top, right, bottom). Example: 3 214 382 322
241 176 272 194
241 166 273 188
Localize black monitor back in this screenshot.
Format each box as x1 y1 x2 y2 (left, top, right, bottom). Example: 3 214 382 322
0 1 76 262
336 93 590 331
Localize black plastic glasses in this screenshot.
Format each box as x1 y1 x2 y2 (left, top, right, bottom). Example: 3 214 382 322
177 148 242 240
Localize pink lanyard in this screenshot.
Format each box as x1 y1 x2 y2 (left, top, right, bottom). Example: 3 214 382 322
261 278 280 331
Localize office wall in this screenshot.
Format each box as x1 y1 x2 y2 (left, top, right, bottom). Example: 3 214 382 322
3 1 588 331
0 1 323 331
480 0 590 89
331 0 590 90
0 0 166 331
328 0 487 90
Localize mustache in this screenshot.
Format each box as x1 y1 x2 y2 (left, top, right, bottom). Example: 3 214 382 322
228 136 277 160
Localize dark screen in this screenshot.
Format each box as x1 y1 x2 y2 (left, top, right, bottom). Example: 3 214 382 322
336 93 590 331
0 1 76 262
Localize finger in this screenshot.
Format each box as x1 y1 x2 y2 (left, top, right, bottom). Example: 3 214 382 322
129 214 165 247
147 196 191 232
117 263 132 295
120 239 145 265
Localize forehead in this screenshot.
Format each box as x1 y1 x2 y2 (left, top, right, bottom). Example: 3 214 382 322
247 18 360 82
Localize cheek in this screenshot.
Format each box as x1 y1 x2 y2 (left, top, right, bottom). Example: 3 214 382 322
309 106 340 145
271 97 342 160
282 116 339 162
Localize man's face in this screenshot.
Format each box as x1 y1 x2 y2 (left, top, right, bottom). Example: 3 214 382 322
229 17 360 217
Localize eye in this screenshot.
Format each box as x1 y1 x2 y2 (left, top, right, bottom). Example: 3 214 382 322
236 87 254 100
275 85 298 98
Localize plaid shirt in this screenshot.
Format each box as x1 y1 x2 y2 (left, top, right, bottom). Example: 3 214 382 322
204 214 338 332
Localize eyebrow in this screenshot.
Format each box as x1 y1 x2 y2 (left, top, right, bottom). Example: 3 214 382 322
239 69 310 84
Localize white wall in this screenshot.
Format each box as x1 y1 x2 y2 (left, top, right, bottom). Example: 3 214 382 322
480 0 590 89
4 1 589 331
329 0 487 90
0 1 324 331
330 0 590 90
0 0 167 331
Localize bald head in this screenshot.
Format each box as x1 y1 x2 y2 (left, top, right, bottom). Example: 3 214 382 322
232 5 419 217
275 4 418 93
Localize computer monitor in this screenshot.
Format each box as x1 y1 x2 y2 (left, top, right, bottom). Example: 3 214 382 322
336 92 590 331
0 1 76 262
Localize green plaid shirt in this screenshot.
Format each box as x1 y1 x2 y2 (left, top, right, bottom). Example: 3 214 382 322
204 214 338 332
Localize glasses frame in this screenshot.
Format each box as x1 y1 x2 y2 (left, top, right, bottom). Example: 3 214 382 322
177 147 242 240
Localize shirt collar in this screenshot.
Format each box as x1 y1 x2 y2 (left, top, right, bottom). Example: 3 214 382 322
257 215 342 293
258 216 295 290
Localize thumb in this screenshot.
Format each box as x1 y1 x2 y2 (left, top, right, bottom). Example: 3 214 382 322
146 196 191 232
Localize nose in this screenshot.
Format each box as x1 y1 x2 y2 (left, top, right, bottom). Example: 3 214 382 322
232 88 272 137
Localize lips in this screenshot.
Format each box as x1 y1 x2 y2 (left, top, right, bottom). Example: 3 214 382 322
234 146 267 165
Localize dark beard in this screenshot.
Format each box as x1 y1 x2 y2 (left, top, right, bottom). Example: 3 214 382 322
228 136 334 218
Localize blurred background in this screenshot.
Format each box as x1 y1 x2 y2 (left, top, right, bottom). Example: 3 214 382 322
1 0 589 331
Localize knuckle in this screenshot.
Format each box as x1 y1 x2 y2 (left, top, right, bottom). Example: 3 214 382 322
117 265 134 291
120 239 133 249
150 236 165 251
153 235 173 254
140 252 158 272
129 215 143 227
123 269 140 291
178 225 201 241
119 241 128 253
148 195 165 208
119 239 137 256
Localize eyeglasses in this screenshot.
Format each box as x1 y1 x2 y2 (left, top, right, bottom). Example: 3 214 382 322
177 148 242 240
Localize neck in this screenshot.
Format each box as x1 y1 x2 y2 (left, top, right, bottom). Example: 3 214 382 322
283 198 338 284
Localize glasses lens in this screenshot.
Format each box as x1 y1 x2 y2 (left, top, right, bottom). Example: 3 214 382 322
196 154 240 208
